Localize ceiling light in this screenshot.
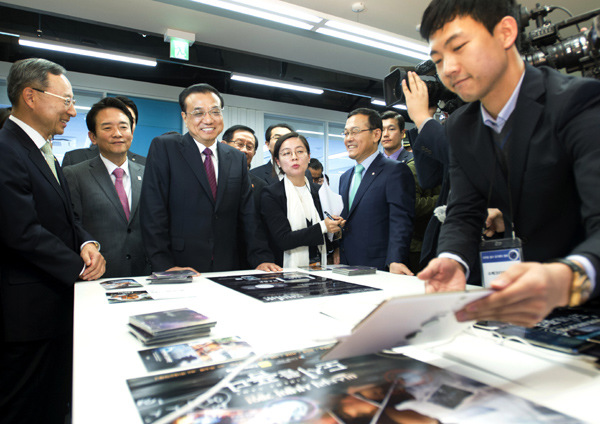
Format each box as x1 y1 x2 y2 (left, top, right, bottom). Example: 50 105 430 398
19 37 157 67
190 0 314 30
231 74 324 95
297 130 324 136
324 20 429 55
231 0 322 23
75 106 92 111
371 99 407 110
316 28 430 61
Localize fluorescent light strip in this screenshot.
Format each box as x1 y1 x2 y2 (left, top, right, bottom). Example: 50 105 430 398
75 106 92 111
297 130 324 135
231 0 322 23
190 0 313 30
19 38 157 67
325 20 429 54
371 99 407 110
231 74 323 95
316 28 430 61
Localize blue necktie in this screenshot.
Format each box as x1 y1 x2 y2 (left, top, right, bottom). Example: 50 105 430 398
349 164 364 208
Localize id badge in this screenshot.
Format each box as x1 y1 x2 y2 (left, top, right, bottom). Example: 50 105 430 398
479 238 522 287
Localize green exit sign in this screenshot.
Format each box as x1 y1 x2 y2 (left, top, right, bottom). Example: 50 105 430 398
170 38 189 61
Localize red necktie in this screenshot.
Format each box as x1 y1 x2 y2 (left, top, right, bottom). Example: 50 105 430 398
112 168 130 220
203 147 217 200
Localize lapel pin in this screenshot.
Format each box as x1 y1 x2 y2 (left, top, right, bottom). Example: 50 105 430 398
138 176 142 180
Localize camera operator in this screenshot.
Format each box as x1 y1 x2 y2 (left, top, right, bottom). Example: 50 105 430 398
403 72 504 276
417 0 600 327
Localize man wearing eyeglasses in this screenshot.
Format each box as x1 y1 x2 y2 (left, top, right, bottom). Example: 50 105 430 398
0 58 105 424
140 83 280 274
337 108 415 274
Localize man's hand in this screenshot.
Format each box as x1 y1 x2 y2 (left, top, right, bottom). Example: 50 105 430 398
389 262 414 276
79 243 106 281
418 257 466 293
455 262 571 327
166 266 201 276
484 208 505 237
324 216 345 234
402 71 435 129
256 262 282 272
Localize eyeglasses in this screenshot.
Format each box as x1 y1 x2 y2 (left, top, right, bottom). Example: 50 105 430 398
280 148 307 159
342 128 374 138
234 140 255 151
32 88 76 108
186 107 223 119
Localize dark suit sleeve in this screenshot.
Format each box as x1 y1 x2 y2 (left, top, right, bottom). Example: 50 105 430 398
0 143 83 285
260 184 325 252
139 138 176 271
62 165 83 222
385 162 415 266
412 119 447 189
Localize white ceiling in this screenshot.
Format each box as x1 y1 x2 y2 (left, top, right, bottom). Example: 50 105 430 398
2 0 598 82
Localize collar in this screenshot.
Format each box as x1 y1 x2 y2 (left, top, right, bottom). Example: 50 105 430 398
194 138 219 160
9 115 49 149
384 146 404 161
481 70 525 134
100 153 129 176
356 150 379 172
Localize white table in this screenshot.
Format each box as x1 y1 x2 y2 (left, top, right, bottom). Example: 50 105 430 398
72 269 600 423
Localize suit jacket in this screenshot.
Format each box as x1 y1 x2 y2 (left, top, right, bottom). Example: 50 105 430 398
63 156 150 278
260 179 328 266
236 173 270 269
0 120 91 342
396 148 413 163
250 160 279 185
140 132 273 272
438 65 600 298
62 144 146 166
339 152 415 270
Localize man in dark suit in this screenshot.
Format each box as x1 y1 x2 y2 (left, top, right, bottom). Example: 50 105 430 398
382 110 439 273
381 111 413 163
0 58 105 424
63 97 150 278
61 95 146 166
250 123 294 185
140 83 280 273
417 0 600 326
337 108 415 273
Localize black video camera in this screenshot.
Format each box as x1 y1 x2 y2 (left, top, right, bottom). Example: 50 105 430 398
518 5 600 78
383 59 463 113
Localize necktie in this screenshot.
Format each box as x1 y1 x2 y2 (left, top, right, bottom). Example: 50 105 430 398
112 168 130 221
41 141 59 183
349 163 364 208
203 147 217 200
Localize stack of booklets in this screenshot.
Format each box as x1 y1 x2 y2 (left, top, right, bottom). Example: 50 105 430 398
332 265 377 276
146 270 195 284
128 308 216 346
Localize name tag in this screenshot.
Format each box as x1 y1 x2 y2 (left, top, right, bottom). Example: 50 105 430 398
479 238 522 287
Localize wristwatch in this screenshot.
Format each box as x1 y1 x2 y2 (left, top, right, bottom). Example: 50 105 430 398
554 258 592 307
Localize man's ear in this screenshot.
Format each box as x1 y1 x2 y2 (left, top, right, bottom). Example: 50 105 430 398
89 131 98 145
496 16 519 50
21 87 36 109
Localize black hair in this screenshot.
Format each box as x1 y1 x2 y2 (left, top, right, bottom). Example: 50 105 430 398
114 95 138 124
420 0 517 41
265 123 294 142
0 107 12 128
348 108 383 131
308 158 323 171
222 124 259 151
178 83 224 112
273 131 310 161
86 97 134 134
380 111 406 131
